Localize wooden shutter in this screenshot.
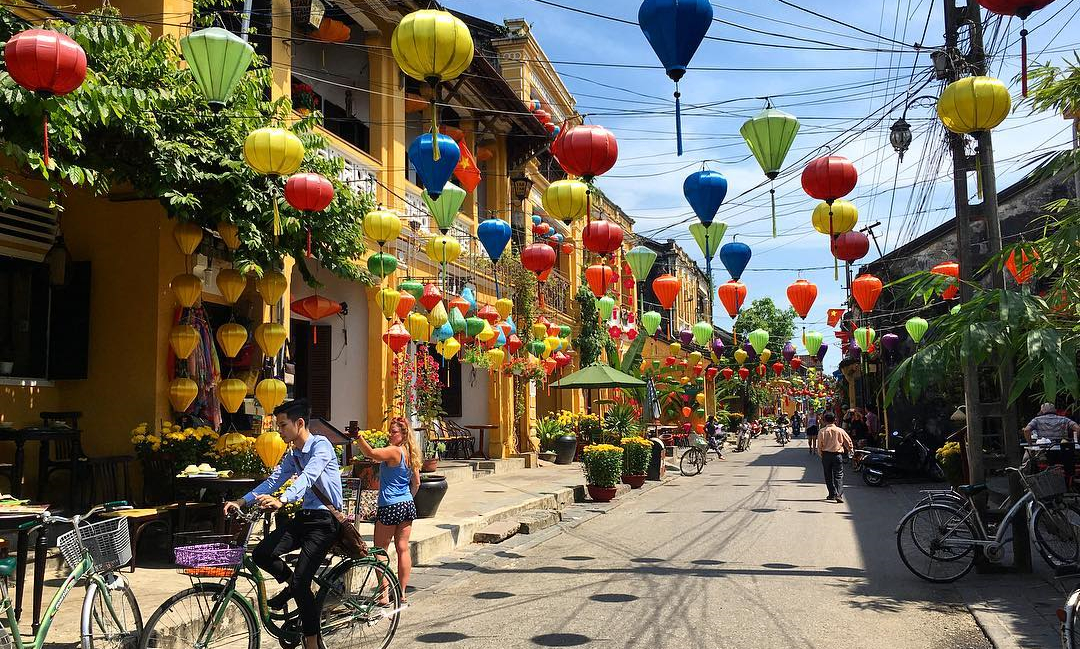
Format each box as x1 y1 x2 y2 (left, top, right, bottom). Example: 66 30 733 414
291 319 332 420
48 261 91 380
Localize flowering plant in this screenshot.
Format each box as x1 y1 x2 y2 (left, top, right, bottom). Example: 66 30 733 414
291 82 319 111
503 356 546 383
131 422 218 472
535 415 565 452
580 444 623 488
208 435 264 477
935 441 963 485
359 429 389 449
620 436 651 476
394 346 445 424
272 478 303 519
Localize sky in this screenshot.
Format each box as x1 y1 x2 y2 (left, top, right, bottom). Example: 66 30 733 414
444 0 1080 372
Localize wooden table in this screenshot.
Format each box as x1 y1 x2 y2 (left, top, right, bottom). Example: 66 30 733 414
466 425 498 460
0 505 49 633
0 428 80 503
174 476 260 533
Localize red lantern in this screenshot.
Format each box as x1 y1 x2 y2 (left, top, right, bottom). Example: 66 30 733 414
831 231 870 263
534 223 551 237
790 357 802 370
382 323 411 353
691 364 703 377
534 109 551 124
717 280 747 318
738 367 750 380
522 243 556 277
420 283 443 311
285 173 334 212
705 367 718 380
5 29 88 166
652 274 681 310
581 220 624 256
395 293 416 321
551 124 618 181
585 264 616 298
721 368 734 380
664 356 677 367
801 155 857 203
561 242 574 255
291 294 342 321
772 362 784 376
545 122 557 134
681 406 692 418
478 305 500 325
976 0 1056 95
449 296 470 317
542 357 558 376
1006 247 1039 285
622 277 635 290
506 334 523 355
932 261 960 300
756 364 767 377
538 267 553 282
826 308 845 328
608 324 622 339
786 279 817 319
851 274 883 313
626 327 638 341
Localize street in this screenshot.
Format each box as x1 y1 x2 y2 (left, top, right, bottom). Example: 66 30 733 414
396 440 993 648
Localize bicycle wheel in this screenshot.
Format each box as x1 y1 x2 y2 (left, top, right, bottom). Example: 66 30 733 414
82 575 142 649
1032 501 1080 568
140 583 258 649
896 503 980 583
316 557 400 649
680 448 703 476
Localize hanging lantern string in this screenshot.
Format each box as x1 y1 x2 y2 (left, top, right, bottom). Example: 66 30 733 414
674 81 683 157
1021 27 1029 97
770 184 777 237
42 113 50 168
428 79 441 162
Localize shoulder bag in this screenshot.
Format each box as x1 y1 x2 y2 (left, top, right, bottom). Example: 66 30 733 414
293 449 369 559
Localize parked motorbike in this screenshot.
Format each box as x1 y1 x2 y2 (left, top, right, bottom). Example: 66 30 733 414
861 431 945 486
735 424 752 452
775 425 789 446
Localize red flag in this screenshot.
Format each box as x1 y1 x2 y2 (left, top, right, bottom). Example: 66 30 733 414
826 308 845 328
440 126 481 192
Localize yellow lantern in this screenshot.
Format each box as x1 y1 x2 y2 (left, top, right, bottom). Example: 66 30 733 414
216 431 248 451
760 349 772 363
670 342 682 356
437 336 461 359
363 209 402 246
542 179 589 223
406 312 431 342
218 378 248 413
255 430 287 469
487 348 505 367
695 392 706 406
169 324 200 360
426 235 461 265
544 335 560 356
429 301 449 328
495 297 513 320
172 273 202 308
679 376 690 385
255 378 287 412
173 222 204 255
812 199 858 235
169 378 198 413
376 288 401 320
217 221 241 251
561 338 571 351
531 323 548 340
254 323 287 357
937 76 1011 134
256 270 287 306
216 323 248 358
477 322 496 343
243 128 305 176
216 268 247 304
734 348 748 365
688 351 702 367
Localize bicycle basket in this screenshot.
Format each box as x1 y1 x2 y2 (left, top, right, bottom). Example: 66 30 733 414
1028 469 1068 500
174 531 245 570
57 517 132 573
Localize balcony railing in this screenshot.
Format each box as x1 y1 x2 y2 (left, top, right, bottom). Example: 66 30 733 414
541 270 571 316
318 141 377 199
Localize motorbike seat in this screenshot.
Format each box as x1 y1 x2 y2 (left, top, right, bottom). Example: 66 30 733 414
955 483 987 498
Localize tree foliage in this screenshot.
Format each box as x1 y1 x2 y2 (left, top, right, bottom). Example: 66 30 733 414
572 282 610 367
734 297 797 353
0 9 374 284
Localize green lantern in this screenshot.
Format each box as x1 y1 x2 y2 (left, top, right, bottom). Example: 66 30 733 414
180 27 255 109
367 252 398 278
740 103 799 237
527 339 547 357
905 317 928 344
398 279 424 301
422 182 467 233
803 330 823 355
465 316 485 339
692 321 712 347
625 245 658 282
748 328 770 355
598 296 616 321
853 327 876 350
559 325 571 339
642 311 662 336
689 222 726 260
448 306 466 334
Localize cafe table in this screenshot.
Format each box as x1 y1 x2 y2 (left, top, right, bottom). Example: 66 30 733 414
174 475 261 533
0 503 50 633
465 424 499 460
0 428 80 503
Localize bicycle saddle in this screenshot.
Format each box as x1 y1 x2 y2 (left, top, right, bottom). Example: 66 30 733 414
955 483 988 497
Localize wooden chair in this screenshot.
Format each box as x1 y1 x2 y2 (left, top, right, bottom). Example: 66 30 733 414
38 412 84 498
83 457 170 572
439 419 474 459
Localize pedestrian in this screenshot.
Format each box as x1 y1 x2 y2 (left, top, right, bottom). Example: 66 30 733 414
817 412 853 503
865 408 879 437
805 411 819 454
356 416 420 607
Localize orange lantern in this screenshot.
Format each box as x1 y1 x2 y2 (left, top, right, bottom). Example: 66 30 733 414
395 293 416 321
851 274 882 313
383 322 411 354
1006 247 1039 285
291 295 342 344
717 280 747 318
585 264 616 299
786 279 817 319
652 274 681 310
311 17 351 42
931 261 960 300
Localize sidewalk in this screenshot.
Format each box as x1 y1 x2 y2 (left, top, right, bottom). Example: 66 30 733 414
17 459 614 645
958 565 1065 648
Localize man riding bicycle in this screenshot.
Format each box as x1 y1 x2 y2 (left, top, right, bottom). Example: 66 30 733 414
224 399 344 649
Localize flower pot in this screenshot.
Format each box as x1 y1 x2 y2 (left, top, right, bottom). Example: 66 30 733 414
587 485 618 502
421 458 439 473
413 474 448 519
538 451 557 463
554 435 577 465
352 459 380 491
621 474 646 489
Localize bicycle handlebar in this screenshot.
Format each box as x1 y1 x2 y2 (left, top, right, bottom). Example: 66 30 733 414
17 501 133 531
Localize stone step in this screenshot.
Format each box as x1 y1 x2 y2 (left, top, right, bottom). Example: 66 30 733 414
518 509 559 534
473 520 520 544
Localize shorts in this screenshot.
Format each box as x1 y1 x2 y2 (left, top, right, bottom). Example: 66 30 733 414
806 426 819 437
376 500 416 526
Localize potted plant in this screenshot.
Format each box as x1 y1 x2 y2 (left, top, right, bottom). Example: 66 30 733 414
581 443 623 502
936 441 964 488
535 415 562 463
620 436 651 489
602 401 642 445
352 429 387 491
421 441 446 473
291 82 319 115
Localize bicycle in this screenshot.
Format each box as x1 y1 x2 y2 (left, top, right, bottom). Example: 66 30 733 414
680 433 723 476
140 506 401 649
0 501 143 649
895 467 1080 583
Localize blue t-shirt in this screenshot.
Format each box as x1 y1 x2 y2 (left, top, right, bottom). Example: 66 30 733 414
378 447 414 507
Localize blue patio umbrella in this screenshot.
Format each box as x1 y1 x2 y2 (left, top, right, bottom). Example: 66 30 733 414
638 0 714 155
719 240 751 280
408 133 460 198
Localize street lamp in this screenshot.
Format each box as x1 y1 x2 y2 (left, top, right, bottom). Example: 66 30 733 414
890 117 912 161
930 50 950 80
510 172 534 202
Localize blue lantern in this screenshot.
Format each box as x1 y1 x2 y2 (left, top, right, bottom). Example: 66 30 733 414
683 170 727 226
552 233 563 243
496 330 507 348
434 323 454 342
531 214 542 226
638 0 714 156
478 218 512 264
719 240 751 280
461 286 477 315
407 133 460 199
507 317 517 335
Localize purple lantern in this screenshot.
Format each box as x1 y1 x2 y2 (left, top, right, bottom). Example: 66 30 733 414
848 340 861 359
782 342 796 363
816 343 829 362
742 341 757 362
679 328 694 346
881 333 900 352
711 339 725 356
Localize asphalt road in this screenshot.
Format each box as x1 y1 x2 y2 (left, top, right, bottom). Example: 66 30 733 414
395 438 993 649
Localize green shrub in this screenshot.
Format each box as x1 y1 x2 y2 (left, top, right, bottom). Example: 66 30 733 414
620 437 651 475
581 444 623 488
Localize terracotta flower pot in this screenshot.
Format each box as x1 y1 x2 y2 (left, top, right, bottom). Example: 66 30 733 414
621 474 646 489
421 458 439 473
587 485 618 502
352 459 380 491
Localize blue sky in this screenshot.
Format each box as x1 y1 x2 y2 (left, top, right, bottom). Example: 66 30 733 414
445 0 1079 371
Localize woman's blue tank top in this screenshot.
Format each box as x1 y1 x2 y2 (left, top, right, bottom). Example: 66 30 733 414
378 446 412 506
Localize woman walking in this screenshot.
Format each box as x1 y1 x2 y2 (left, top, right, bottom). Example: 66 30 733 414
356 417 420 606
805 411 819 454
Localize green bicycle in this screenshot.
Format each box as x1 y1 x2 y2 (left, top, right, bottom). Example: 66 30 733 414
0 502 143 649
140 506 401 649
